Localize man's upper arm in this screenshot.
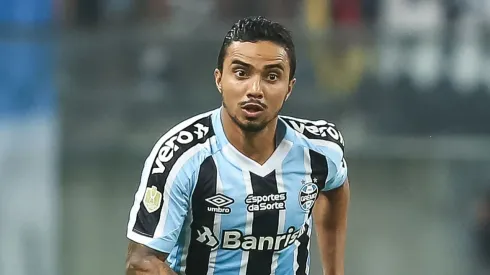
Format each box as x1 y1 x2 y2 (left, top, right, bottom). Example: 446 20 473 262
126 136 198 254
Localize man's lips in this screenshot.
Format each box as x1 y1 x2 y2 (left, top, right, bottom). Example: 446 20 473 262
241 102 265 112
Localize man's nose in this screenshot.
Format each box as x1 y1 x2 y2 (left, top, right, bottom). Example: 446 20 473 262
246 76 264 99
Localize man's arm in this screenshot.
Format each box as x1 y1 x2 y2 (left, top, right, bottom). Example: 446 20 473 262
313 179 350 275
125 240 177 275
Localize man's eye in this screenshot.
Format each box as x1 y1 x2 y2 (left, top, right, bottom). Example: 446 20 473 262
268 73 278 81
235 70 247 78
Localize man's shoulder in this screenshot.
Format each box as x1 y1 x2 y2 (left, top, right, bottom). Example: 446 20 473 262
147 110 217 175
160 110 216 141
280 114 345 152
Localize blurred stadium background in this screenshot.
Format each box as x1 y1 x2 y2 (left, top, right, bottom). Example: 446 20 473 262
1 0 490 274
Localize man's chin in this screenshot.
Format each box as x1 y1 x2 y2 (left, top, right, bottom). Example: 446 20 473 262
234 117 268 133
241 123 266 133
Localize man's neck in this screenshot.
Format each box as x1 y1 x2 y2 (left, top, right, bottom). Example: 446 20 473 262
221 110 277 165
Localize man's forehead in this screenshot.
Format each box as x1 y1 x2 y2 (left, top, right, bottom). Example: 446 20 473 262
225 41 289 65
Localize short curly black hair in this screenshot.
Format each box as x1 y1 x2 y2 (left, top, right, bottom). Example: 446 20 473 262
217 16 296 80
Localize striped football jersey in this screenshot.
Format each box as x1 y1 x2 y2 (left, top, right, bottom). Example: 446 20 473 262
127 107 347 275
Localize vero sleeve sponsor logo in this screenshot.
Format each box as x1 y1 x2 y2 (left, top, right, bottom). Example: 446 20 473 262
152 123 210 174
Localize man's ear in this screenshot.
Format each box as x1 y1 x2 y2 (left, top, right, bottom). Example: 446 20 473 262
214 69 222 94
286 78 296 101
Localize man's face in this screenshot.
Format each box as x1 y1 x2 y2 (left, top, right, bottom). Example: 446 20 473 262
215 41 295 132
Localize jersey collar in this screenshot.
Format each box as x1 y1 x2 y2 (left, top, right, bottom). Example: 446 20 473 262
211 106 293 177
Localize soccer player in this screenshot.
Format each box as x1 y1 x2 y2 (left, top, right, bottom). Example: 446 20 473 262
126 16 350 275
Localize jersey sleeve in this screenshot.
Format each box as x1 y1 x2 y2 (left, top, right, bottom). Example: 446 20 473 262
126 139 197 254
310 122 348 192
324 147 347 191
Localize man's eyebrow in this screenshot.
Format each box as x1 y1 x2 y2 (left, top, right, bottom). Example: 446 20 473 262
230 59 251 68
264 63 285 71
230 59 285 71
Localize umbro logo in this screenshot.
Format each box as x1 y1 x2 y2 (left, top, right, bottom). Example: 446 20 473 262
205 194 234 214
206 194 234 207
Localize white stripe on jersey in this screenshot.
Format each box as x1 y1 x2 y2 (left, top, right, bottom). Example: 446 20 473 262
178 211 193 273
294 147 313 273
270 163 287 275
239 169 254 275
293 240 300 272
154 136 215 238
127 110 214 237
207 155 224 275
305 218 312 275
